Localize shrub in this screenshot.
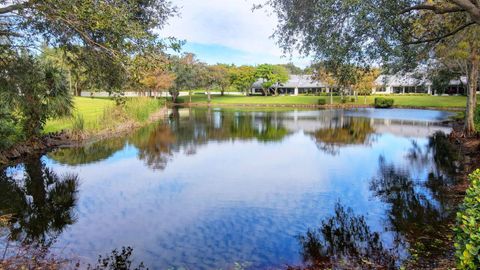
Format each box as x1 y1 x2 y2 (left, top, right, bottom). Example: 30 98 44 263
317 98 326 105
350 97 355 102
455 169 480 269
374 97 394 108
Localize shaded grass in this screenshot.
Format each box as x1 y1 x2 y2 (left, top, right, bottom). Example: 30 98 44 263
177 94 474 108
44 97 164 134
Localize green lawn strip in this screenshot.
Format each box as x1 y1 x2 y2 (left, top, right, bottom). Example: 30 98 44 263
177 94 471 108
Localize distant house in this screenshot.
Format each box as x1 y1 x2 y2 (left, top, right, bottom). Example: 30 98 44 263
251 75 337 95
373 73 469 95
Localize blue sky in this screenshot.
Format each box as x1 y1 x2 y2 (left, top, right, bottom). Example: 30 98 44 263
158 0 311 67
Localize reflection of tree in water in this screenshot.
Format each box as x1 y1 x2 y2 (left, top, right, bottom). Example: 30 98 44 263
370 151 458 267
130 124 176 170
292 203 397 270
46 108 291 171
48 137 126 165
130 108 290 170
311 117 375 155
0 156 79 247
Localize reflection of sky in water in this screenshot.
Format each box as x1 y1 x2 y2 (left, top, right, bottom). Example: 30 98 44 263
36 109 453 269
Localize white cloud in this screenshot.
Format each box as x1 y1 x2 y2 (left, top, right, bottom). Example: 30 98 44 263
159 0 299 60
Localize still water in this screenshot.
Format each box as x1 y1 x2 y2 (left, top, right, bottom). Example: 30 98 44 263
0 108 460 269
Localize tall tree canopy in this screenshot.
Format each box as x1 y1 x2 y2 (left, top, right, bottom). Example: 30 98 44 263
262 0 480 134
0 0 178 139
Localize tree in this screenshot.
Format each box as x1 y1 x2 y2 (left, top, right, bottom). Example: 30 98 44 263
230 65 257 94
279 62 303 75
261 0 480 134
1 0 178 91
1 53 73 137
170 53 202 103
254 64 289 96
207 64 231 97
140 69 176 99
0 0 178 139
353 69 380 104
312 64 338 104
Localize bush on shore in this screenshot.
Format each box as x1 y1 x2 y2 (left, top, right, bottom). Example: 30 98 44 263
374 97 394 108
455 169 480 269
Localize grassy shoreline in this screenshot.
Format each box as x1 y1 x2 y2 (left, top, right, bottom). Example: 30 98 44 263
44 97 166 136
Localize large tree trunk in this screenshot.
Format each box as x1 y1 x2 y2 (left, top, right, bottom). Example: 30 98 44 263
465 49 479 135
207 90 211 103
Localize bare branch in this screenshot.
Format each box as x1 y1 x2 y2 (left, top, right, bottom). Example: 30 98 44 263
406 22 475 44
400 4 465 14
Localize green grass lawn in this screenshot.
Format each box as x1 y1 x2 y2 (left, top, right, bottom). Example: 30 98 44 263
178 94 472 108
44 97 164 134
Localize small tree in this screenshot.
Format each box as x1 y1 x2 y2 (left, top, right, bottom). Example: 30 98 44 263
170 53 201 103
254 64 289 96
230 65 257 94
312 64 338 104
207 65 231 97
140 69 176 99
1 53 73 138
353 69 379 104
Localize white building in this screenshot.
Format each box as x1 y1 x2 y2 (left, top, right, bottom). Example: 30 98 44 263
373 74 468 95
251 75 337 96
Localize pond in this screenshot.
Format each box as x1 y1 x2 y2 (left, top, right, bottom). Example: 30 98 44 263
0 107 461 269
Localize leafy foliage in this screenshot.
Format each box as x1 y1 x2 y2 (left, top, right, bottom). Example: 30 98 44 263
374 97 394 108
254 64 289 96
230 65 257 93
1 52 73 137
455 169 480 269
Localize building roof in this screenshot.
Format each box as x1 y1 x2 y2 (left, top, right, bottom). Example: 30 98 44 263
252 75 331 89
375 74 468 87
375 74 431 87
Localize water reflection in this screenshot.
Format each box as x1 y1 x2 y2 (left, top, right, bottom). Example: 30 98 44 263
0 156 79 247
310 117 376 155
293 203 397 270
15 108 457 269
369 132 460 267
49 138 125 165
